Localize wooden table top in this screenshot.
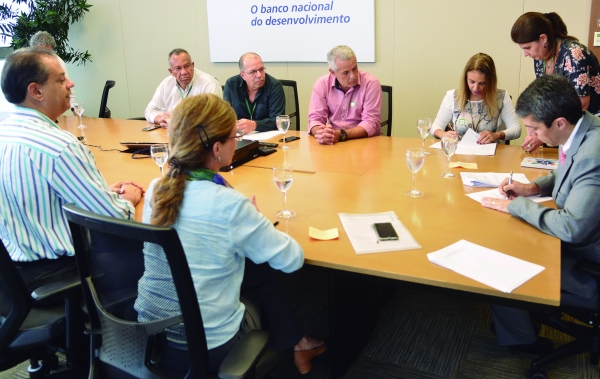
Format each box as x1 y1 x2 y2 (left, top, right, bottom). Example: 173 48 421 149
58 116 561 306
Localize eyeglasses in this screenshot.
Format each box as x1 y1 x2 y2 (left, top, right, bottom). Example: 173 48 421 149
171 63 193 73
243 67 265 76
227 130 244 142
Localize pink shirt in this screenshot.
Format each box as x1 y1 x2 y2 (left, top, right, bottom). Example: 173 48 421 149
308 70 382 137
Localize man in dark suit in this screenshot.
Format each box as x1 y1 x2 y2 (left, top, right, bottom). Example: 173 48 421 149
481 75 600 353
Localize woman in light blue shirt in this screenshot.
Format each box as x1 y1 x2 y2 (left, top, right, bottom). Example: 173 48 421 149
134 94 326 374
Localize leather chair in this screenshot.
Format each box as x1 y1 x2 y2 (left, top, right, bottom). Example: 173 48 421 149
63 203 275 379
381 85 392 136
530 261 600 379
98 80 115 118
279 80 300 131
0 241 84 378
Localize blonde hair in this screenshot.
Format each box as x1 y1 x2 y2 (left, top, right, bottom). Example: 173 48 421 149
150 94 236 226
456 53 499 119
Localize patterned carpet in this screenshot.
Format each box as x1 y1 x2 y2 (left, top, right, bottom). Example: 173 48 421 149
2 266 600 379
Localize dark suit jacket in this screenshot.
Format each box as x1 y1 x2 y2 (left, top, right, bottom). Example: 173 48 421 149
508 111 600 299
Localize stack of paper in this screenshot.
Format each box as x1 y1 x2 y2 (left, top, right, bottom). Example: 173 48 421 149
427 240 545 293
338 211 421 254
465 188 553 204
242 130 282 141
460 172 529 187
521 157 558 170
430 129 497 156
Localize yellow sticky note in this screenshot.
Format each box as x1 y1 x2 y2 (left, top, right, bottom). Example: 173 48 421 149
309 227 339 240
449 162 478 169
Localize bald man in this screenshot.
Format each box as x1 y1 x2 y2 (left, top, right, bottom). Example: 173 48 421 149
223 52 285 133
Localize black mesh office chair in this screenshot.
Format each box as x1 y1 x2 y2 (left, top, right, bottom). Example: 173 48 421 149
63 204 272 379
0 241 84 378
98 80 116 118
529 261 600 379
380 85 392 137
279 80 300 131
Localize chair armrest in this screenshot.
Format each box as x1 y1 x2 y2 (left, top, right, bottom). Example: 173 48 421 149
574 260 600 280
31 275 81 303
218 329 270 379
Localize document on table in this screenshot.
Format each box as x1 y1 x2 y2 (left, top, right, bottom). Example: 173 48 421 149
521 157 558 170
429 129 497 155
242 130 282 141
427 239 545 293
460 172 529 187
465 188 553 204
338 211 421 254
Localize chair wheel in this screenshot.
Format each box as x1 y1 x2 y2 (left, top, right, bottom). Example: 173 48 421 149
530 372 547 379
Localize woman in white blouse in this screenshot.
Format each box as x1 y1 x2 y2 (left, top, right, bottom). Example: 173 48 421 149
431 53 521 144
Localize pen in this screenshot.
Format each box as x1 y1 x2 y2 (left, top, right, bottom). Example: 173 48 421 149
506 171 513 200
273 221 279 227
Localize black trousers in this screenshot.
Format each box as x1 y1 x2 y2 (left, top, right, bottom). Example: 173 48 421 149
160 259 304 374
14 255 78 292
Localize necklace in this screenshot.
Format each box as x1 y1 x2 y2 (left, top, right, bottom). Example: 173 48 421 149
542 39 560 75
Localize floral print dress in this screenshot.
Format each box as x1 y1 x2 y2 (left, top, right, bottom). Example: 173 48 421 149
534 39 600 114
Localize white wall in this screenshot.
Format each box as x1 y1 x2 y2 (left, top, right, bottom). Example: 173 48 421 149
64 0 591 141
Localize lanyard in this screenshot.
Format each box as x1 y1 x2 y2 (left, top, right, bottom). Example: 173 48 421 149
177 83 193 99
468 101 483 133
245 98 257 120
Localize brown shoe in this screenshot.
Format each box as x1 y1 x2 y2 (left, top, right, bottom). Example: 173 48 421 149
293 343 327 374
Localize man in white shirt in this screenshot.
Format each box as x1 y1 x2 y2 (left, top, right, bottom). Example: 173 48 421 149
145 48 222 127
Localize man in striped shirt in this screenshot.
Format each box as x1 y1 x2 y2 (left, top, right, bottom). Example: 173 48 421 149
0 47 143 290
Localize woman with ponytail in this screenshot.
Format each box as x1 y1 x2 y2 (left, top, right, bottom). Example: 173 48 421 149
134 94 326 375
511 12 600 151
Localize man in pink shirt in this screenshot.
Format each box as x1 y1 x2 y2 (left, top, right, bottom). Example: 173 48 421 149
308 45 382 144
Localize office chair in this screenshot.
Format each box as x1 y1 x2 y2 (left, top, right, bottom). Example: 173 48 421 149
0 241 84 378
98 80 116 118
63 204 273 379
279 80 300 131
529 261 600 379
380 85 392 136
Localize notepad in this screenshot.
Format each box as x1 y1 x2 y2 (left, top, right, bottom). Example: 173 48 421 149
460 172 529 187
521 157 558 170
427 240 545 293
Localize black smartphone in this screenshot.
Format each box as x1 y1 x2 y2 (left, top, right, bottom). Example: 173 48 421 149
278 136 300 142
372 222 399 241
142 125 161 132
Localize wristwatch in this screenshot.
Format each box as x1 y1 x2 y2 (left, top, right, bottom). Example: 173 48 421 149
339 129 348 142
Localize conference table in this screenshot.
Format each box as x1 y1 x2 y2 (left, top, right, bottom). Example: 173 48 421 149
58 115 560 376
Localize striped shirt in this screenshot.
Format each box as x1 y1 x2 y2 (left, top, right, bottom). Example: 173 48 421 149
0 107 135 262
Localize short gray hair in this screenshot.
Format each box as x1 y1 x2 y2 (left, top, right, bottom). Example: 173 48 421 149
327 45 356 72
238 52 261 71
168 48 190 62
29 31 56 49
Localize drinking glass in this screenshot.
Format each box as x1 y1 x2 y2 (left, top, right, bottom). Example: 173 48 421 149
272 163 296 218
440 136 458 178
150 144 169 176
74 101 86 129
405 148 425 197
276 115 291 150
417 118 431 155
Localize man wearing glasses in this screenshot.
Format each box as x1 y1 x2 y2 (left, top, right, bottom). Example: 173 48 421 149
145 48 222 127
308 45 381 144
223 52 285 133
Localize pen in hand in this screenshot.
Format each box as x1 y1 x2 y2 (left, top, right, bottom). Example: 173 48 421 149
506 171 513 200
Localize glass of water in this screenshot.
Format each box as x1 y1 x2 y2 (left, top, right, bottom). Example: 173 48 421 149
405 148 425 197
276 115 291 150
417 118 431 155
150 144 169 176
440 136 458 178
272 163 295 218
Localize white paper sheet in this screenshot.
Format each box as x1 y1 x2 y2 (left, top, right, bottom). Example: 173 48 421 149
465 188 553 204
429 129 497 156
427 239 545 293
521 157 558 170
338 211 421 254
242 130 282 141
460 172 530 187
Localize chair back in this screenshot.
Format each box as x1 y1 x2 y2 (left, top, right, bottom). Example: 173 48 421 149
279 80 300 131
0 241 31 351
63 203 210 379
380 85 392 136
99 80 116 118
